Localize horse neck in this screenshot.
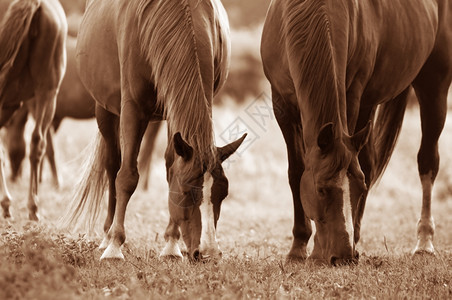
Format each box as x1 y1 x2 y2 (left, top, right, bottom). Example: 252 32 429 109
284 0 346 148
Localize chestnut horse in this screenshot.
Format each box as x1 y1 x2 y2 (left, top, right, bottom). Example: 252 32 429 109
261 0 451 265
64 0 246 260
0 0 67 220
4 36 162 189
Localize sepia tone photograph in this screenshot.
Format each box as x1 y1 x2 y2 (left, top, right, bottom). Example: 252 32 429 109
0 0 451 298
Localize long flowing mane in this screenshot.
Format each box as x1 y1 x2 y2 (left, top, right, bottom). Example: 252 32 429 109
137 0 216 169
283 0 342 136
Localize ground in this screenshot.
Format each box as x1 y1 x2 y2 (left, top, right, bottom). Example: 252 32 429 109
0 97 451 298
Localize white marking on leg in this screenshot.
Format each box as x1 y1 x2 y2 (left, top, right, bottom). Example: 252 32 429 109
99 235 110 250
413 172 435 254
160 237 183 259
199 174 221 258
342 176 354 250
100 242 124 260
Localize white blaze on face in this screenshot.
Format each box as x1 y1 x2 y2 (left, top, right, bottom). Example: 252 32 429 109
342 175 354 249
199 173 221 256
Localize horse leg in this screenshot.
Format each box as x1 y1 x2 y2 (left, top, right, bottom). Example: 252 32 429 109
28 90 57 221
0 143 13 219
160 218 183 259
273 89 312 260
100 100 147 260
96 105 120 251
5 105 28 182
42 126 61 188
411 81 449 255
138 121 161 190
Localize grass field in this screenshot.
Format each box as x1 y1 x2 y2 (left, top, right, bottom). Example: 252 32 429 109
1 1 451 298
0 96 451 298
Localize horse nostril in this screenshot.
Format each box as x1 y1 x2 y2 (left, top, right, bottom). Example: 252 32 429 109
192 249 201 261
330 256 338 266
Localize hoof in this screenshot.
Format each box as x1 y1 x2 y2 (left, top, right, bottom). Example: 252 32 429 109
28 212 39 222
286 254 307 263
160 239 183 259
100 243 125 260
1 197 11 219
412 239 435 256
198 248 222 261
99 236 110 250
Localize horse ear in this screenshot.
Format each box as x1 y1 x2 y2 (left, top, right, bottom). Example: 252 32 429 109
351 121 372 152
217 133 247 162
317 123 335 153
173 132 193 161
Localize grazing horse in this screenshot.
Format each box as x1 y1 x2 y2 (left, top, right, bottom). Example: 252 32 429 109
64 0 246 260
0 0 67 220
261 0 452 265
4 36 162 188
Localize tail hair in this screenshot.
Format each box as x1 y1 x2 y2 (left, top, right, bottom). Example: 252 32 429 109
59 133 108 233
0 0 41 95
369 90 410 187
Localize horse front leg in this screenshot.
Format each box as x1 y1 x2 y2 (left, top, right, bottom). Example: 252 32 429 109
100 99 147 260
160 218 184 259
273 90 312 260
28 91 57 221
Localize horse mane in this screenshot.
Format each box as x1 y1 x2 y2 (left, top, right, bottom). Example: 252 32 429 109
284 0 342 138
0 0 41 96
137 0 216 170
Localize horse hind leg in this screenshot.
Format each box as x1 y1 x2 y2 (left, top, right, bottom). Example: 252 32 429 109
138 121 161 190
28 89 59 221
95 105 120 252
100 99 148 260
412 65 451 255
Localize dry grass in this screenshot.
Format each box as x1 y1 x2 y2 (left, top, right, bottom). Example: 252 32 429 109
0 102 451 299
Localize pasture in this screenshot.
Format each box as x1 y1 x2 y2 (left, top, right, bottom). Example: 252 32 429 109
0 96 451 298
1 0 451 298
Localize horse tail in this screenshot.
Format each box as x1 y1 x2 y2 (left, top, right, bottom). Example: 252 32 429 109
0 0 41 94
369 90 409 187
60 134 108 232
137 0 216 170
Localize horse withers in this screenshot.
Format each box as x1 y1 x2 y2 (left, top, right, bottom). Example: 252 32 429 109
63 0 246 261
261 0 451 265
0 0 67 220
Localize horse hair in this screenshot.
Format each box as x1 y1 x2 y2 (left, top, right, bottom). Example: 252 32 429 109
283 0 342 137
60 134 108 232
137 0 216 171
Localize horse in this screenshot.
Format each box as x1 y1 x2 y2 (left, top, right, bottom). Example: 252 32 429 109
4 35 162 189
261 0 452 265
64 0 246 261
0 0 67 221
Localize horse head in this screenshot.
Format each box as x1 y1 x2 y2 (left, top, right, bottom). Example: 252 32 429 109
166 132 246 260
300 122 371 265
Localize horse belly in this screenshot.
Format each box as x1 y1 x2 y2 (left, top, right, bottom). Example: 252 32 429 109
76 1 121 116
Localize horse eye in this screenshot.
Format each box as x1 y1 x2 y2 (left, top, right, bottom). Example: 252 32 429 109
317 187 327 197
